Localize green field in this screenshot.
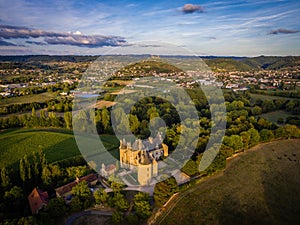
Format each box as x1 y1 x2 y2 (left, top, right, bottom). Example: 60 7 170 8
0 92 56 107
0 128 119 168
159 139 300 225
259 110 299 124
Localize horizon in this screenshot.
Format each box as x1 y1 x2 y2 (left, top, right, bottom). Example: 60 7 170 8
0 0 299 56
0 54 299 58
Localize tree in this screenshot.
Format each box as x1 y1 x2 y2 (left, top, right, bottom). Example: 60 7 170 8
262 100 276 113
181 160 199 177
248 128 260 147
240 131 251 149
94 188 108 205
128 114 140 134
260 129 274 142
276 125 300 139
64 112 72 129
66 166 89 180
113 193 129 212
223 135 243 151
153 176 178 206
134 200 152 219
111 181 125 194
4 186 25 212
19 158 26 183
70 196 82 212
42 164 62 188
46 197 67 218
251 106 262 116
17 216 37 225
72 181 91 202
101 107 110 131
1 167 11 190
112 211 124 224
133 192 152 219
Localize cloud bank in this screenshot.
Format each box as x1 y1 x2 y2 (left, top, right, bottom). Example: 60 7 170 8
0 38 17 46
268 28 300 35
181 4 204 14
0 25 128 48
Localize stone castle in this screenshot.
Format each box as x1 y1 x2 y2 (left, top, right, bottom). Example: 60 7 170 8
119 133 168 185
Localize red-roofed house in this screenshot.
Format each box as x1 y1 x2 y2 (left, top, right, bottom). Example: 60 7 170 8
28 188 49 215
55 173 98 198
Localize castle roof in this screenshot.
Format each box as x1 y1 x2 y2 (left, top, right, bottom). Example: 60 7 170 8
122 132 164 151
139 151 152 165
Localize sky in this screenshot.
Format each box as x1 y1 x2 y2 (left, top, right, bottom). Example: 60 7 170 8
0 0 299 56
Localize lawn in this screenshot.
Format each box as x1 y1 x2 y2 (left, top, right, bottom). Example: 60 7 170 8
0 92 56 107
0 128 120 168
159 139 300 225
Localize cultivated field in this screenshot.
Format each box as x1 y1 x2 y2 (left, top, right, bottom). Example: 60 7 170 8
159 139 300 225
0 128 119 168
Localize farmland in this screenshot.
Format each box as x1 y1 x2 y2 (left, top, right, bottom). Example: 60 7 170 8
0 128 119 168
158 139 300 225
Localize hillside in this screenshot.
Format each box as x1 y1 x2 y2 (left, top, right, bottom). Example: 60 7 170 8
203 58 255 72
159 139 300 225
0 128 119 167
241 56 300 70
113 59 183 78
1 55 300 72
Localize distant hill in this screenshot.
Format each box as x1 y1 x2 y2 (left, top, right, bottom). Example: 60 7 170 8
203 58 255 72
0 55 299 72
114 60 183 78
241 56 300 70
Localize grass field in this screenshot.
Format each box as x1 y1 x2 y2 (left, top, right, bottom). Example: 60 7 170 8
0 92 56 107
259 110 299 124
0 128 119 168
159 139 300 225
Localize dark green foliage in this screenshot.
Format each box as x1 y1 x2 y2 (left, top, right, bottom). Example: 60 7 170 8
46 197 67 218
181 159 199 177
112 211 124 224
153 176 178 206
133 192 152 219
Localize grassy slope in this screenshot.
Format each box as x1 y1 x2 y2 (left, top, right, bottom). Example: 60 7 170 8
160 139 300 225
204 58 255 72
0 128 119 168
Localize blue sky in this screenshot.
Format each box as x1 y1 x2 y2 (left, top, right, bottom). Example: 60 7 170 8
0 0 299 56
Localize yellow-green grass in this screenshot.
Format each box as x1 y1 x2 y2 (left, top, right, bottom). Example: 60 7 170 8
0 128 119 168
159 139 300 225
0 92 56 107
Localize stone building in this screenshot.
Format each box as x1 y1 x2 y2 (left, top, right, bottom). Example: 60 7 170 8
119 133 168 185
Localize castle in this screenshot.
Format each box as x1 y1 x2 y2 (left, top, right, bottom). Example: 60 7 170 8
119 133 168 185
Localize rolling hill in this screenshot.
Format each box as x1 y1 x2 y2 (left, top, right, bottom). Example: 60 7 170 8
159 139 300 225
